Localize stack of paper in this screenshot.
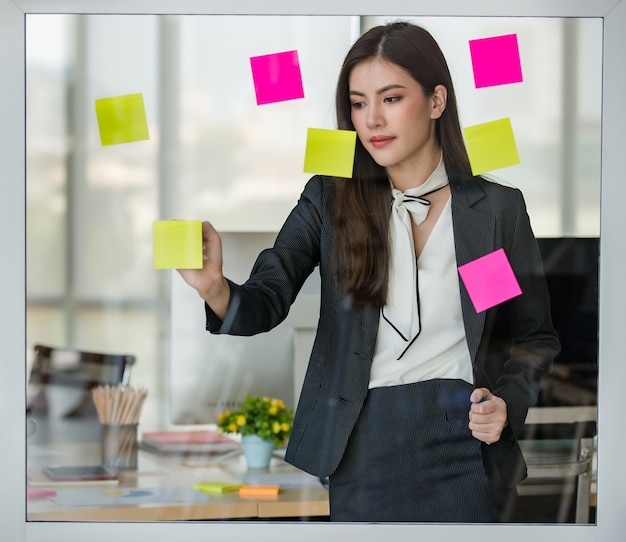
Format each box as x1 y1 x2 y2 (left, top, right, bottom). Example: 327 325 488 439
140 429 240 455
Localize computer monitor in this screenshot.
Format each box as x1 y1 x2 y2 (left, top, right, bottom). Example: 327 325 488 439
535 237 599 406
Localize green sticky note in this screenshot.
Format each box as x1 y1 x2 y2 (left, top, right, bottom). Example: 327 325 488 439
303 128 357 178
95 93 150 146
462 117 520 175
153 220 202 269
193 482 242 494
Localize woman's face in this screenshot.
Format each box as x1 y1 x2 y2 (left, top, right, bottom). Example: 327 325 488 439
348 57 446 187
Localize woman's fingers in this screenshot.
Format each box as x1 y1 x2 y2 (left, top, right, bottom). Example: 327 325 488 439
468 388 508 444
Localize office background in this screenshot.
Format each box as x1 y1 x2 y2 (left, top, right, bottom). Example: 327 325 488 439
2 1 625 542
25 14 601 431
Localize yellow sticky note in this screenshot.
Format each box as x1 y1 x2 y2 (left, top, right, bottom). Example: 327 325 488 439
303 128 357 178
194 482 242 494
153 220 202 269
463 117 520 175
95 93 150 146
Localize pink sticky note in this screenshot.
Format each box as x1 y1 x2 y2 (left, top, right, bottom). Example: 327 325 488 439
458 248 522 313
27 487 57 500
250 50 305 105
469 34 523 88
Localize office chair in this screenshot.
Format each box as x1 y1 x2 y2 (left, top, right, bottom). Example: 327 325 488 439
516 406 597 523
27 343 136 420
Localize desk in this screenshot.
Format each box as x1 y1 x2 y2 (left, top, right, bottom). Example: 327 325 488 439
27 442 330 522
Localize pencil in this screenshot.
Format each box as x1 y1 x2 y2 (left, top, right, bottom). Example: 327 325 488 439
91 385 148 425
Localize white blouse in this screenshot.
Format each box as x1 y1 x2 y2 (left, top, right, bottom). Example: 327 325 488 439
369 195 474 388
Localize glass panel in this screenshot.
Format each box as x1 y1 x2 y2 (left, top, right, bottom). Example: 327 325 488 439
74 15 160 300
26 15 71 298
25 13 600 527
364 16 601 237
176 16 353 230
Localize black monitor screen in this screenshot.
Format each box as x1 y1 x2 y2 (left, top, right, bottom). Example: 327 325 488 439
535 237 598 406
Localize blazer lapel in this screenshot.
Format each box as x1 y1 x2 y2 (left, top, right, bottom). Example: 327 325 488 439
450 176 496 362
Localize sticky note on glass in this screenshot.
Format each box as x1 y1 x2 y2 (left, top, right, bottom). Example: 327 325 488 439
469 33 523 88
303 128 357 178
250 50 305 105
463 117 520 175
95 93 150 146
458 248 522 313
153 220 202 269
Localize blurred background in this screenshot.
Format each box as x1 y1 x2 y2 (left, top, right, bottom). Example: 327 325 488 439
25 14 601 431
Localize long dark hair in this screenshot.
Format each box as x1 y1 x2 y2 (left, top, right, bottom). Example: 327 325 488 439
332 21 472 308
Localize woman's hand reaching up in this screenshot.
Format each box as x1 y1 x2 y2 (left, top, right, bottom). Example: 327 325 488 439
177 221 230 319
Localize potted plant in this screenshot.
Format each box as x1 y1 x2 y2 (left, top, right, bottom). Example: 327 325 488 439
217 395 294 469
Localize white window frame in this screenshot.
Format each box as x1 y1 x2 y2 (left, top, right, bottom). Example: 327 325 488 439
2 1 624 542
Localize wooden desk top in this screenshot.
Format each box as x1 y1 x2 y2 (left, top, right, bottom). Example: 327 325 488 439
26 442 330 522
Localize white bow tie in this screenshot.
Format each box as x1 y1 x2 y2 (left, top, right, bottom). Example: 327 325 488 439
382 158 449 359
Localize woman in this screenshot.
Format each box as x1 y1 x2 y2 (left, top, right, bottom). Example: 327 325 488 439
179 21 559 522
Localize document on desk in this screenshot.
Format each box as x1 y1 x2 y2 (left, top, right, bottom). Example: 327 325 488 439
50 486 211 508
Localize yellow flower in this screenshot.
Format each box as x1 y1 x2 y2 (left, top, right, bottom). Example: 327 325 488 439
216 395 293 446
270 398 285 409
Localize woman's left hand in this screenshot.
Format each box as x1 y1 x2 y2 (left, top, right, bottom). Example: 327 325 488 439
468 388 508 444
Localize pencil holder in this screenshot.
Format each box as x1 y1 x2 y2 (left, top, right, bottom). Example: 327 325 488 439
101 423 138 471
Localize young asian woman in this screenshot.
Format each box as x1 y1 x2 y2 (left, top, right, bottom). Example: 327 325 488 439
178 21 560 523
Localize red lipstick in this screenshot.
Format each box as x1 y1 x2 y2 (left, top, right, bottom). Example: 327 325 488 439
370 135 394 148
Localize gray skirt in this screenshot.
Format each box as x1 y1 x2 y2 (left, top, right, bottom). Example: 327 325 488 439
328 379 514 522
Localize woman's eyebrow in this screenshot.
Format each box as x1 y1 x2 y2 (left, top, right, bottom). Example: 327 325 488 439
349 84 406 96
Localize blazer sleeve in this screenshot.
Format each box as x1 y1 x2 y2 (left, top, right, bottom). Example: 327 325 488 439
205 176 324 336
490 188 561 437
475 186 561 490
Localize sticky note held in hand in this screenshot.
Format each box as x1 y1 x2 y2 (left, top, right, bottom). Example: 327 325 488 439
95 93 150 146
153 220 203 269
458 248 522 313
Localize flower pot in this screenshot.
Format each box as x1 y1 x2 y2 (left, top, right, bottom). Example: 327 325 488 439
241 434 275 470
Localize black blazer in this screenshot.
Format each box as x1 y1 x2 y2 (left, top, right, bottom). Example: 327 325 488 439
206 174 560 489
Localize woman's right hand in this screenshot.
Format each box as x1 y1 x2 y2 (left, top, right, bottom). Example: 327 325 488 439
177 220 230 319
